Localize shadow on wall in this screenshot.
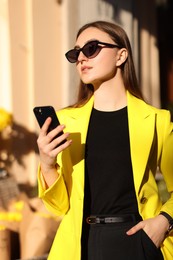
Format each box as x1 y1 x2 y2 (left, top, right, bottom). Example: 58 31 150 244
0 122 38 170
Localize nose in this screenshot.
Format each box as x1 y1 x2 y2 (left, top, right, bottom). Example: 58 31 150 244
77 50 88 62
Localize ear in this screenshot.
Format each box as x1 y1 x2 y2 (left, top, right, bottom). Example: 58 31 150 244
116 48 128 66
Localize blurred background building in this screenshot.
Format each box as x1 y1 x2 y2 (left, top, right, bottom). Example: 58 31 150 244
0 0 173 189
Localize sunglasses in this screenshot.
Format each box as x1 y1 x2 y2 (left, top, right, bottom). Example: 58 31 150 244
65 40 121 63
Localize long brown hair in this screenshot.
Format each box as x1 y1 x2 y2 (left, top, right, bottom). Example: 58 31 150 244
72 20 143 107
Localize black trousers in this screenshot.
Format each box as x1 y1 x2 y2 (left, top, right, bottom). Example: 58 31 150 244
81 221 163 260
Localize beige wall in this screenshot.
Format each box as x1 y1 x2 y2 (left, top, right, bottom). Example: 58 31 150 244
8 0 66 123
1 0 69 185
0 0 12 111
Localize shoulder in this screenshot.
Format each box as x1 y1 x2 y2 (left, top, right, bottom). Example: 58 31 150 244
56 106 76 117
148 104 171 118
56 107 78 124
56 96 94 120
139 99 173 134
129 92 171 119
146 103 172 127
128 93 172 135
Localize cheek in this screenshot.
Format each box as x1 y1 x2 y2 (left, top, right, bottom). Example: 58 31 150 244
76 64 81 76
97 57 117 76
97 50 117 68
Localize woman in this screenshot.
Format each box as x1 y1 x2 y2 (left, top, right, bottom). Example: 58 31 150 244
37 21 173 259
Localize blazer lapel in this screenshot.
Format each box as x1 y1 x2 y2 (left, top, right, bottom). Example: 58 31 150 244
57 96 93 165
68 96 94 143
127 92 156 194
62 97 94 192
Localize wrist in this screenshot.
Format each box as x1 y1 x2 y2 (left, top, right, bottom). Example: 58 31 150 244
160 212 173 236
40 163 60 188
40 162 59 174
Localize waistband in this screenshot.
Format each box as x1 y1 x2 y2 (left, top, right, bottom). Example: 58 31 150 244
86 214 142 225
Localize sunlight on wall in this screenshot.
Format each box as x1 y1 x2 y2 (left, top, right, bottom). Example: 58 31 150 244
0 0 12 112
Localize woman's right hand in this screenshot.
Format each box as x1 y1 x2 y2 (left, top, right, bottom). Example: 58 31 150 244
37 117 72 179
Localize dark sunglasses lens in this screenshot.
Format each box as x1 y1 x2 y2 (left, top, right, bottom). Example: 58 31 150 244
65 41 101 63
83 42 98 57
66 50 79 63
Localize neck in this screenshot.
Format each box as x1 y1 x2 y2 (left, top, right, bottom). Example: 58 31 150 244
93 77 127 111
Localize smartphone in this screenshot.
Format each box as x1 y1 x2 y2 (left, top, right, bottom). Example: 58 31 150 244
33 106 66 145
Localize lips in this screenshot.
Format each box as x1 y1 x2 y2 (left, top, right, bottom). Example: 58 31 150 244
81 66 92 72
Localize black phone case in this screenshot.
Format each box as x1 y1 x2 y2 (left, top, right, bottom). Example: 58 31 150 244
33 106 60 132
33 106 66 145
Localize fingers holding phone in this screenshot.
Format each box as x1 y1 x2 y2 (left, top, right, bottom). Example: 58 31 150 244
43 119 71 151
33 106 72 171
38 117 70 147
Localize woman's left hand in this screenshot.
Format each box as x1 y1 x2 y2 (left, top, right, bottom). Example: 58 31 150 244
126 215 169 247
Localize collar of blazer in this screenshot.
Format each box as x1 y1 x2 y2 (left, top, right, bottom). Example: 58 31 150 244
59 91 156 194
127 92 156 194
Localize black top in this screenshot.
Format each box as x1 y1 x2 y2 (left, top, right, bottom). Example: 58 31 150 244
84 107 139 216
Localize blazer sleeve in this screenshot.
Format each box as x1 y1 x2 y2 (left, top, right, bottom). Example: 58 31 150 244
159 111 173 218
37 164 70 216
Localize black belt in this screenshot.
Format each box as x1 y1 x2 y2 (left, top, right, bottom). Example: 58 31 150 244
86 215 142 224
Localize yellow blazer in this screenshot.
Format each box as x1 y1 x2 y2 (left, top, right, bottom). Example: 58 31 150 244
38 92 173 260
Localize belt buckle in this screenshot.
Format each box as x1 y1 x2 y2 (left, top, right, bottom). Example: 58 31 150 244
86 216 96 224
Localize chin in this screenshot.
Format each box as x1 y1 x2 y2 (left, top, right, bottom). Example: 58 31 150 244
82 76 98 84
81 78 93 85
